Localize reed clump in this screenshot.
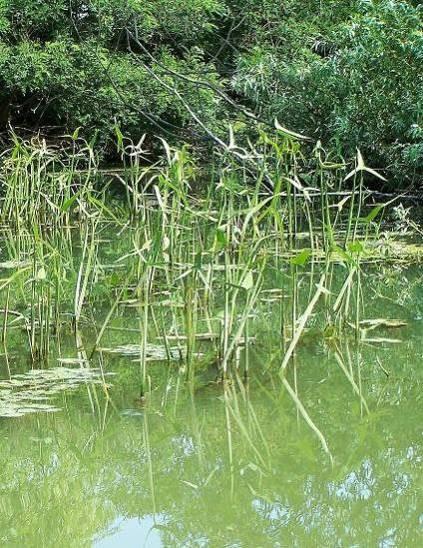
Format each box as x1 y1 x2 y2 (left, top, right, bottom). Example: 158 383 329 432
0 130 419 453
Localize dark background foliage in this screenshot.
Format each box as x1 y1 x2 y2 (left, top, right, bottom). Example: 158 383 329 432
0 0 421 184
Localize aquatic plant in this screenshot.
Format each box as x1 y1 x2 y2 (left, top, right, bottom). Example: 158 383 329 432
0 131 419 455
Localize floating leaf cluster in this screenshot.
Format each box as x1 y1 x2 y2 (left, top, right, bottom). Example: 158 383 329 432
0 367 111 418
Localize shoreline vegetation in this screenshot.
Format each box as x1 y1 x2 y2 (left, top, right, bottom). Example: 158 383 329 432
0 1 421 186
0 129 420 457
0 0 421 458
0 3 421 545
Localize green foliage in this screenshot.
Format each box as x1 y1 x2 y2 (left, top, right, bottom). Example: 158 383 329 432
0 0 225 145
0 1 421 184
232 0 423 182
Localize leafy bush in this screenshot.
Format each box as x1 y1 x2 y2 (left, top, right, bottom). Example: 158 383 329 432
0 1 421 184
232 1 423 183
0 0 225 146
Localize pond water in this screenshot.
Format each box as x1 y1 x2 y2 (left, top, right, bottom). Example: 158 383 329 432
0 263 421 547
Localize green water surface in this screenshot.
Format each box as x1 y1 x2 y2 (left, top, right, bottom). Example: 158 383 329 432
0 267 422 547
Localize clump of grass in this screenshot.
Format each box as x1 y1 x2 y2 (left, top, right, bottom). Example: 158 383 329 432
0 130 418 453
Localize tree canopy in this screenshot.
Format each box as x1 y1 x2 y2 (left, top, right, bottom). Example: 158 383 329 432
0 0 421 183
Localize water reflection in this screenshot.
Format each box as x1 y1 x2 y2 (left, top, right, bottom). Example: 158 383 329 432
94 516 165 548
0 301 421 546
